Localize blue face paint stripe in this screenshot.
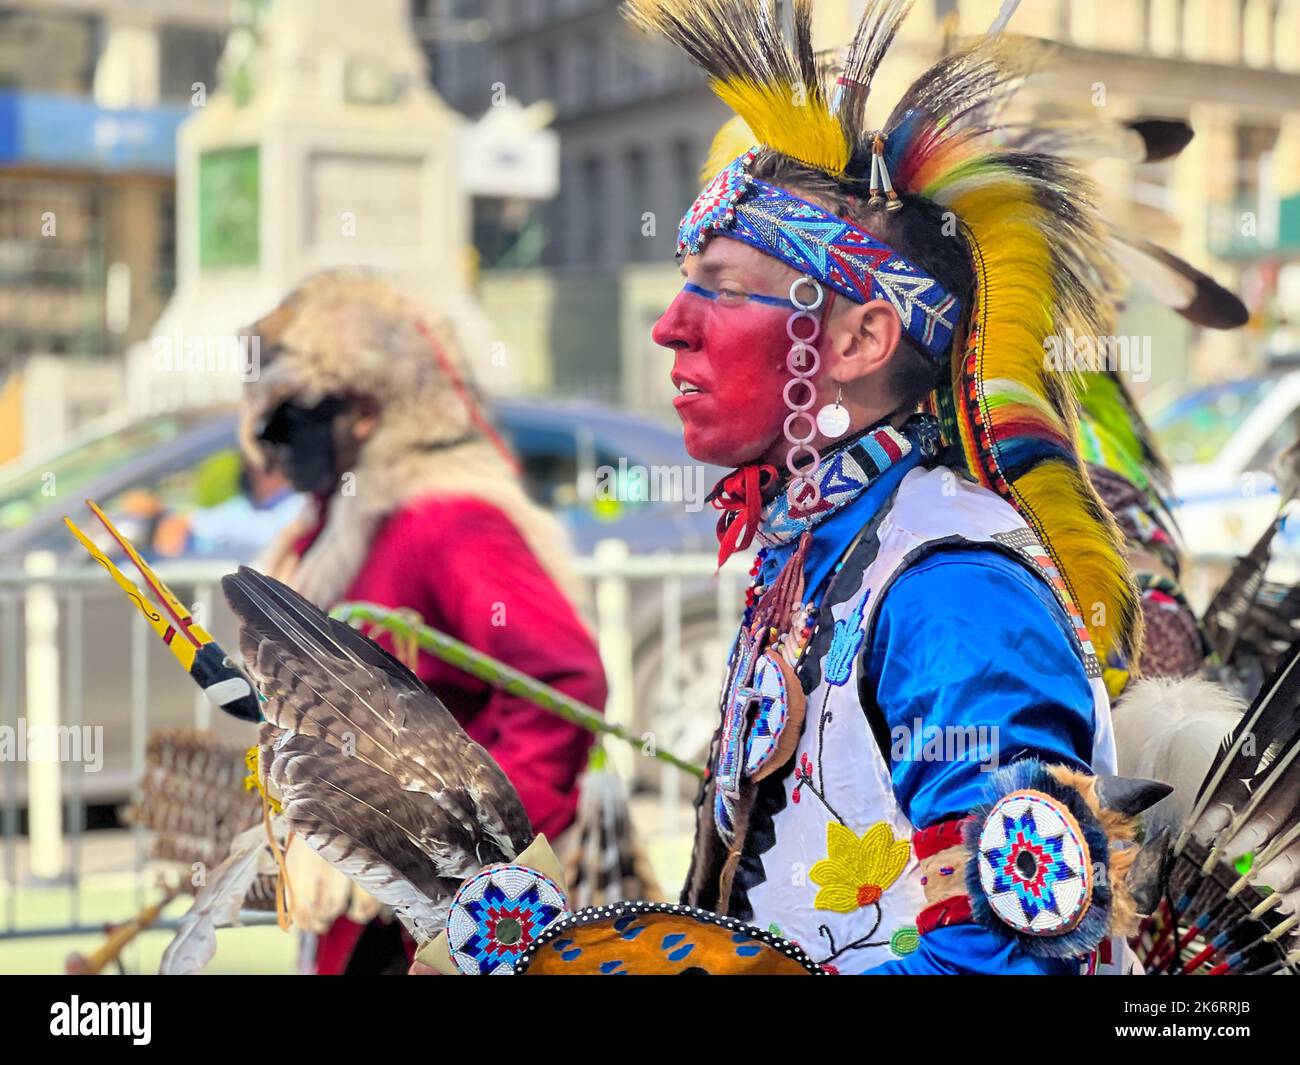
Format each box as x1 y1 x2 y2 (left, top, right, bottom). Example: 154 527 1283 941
682 282 716 300
749 292 799 309
682 281 796 310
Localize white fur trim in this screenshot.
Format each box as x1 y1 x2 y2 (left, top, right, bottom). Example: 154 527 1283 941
1112 676 1245 837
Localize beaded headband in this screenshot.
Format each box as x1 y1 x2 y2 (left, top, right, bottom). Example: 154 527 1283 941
677 150 961 362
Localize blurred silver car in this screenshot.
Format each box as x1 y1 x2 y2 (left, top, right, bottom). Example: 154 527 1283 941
0 400 729 804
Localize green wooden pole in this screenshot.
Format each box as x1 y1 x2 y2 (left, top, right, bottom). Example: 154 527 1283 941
331 601 705 778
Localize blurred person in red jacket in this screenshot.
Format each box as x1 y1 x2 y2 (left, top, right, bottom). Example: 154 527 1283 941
240 270 607 974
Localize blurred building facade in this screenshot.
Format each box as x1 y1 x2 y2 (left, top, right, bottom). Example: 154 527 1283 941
0 0 227 459
1 0 1297 460
432 0 1300 414
0 0 526 460
427 0 731 406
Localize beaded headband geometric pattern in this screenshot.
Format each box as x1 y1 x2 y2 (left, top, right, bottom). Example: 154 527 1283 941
677 150 960 362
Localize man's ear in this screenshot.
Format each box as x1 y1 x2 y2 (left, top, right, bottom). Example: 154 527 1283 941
829 299 903 385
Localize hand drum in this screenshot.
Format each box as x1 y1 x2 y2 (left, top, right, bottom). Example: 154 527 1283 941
515 901 825 975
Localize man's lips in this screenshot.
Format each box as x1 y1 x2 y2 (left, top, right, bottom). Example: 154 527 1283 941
671 371 707 395
671 375 708 410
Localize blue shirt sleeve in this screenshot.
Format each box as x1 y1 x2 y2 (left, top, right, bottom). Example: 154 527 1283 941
859 546 1096 975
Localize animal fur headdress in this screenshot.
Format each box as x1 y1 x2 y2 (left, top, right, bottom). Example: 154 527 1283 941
626 0 1142 668
240 269 487 464
238 270 585 612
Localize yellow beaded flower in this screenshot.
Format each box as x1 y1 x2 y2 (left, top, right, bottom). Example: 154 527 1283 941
810 821 910 913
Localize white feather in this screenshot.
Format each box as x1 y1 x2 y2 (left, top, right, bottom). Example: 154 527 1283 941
159 819 284 975
987 0 1022 35
1113 676 1246 837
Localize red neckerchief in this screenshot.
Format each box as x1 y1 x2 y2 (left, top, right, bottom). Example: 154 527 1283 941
708 463 779 568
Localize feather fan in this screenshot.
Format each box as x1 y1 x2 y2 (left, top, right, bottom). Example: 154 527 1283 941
221 566 534 943
1129 641 1300 974
124 728 284 918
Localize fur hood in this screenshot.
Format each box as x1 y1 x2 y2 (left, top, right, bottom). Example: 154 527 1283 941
242 270 587 613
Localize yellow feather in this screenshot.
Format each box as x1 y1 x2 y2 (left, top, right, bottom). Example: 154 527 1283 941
713 77 850 175
702 116 758 187
625 0 701 23
1016 464 1138 667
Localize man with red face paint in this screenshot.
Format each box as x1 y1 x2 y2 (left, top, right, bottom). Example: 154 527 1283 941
625 0 1165 976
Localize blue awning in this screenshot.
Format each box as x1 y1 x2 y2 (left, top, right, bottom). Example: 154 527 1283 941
0 89 189 173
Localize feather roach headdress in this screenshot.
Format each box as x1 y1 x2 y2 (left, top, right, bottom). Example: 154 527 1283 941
626 0 1145 665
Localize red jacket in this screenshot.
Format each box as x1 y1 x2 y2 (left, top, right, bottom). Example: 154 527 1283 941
307 494 607 973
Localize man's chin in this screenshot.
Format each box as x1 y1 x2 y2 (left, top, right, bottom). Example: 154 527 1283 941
680 427 770 470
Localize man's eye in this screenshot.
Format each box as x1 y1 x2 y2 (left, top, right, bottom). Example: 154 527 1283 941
717 288 746 302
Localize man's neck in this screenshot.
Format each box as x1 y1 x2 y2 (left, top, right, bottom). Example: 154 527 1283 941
755 406 908 469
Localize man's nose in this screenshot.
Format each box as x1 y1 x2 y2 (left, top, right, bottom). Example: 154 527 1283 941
652 289 700 351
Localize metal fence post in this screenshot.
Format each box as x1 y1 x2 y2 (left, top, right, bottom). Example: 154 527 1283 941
2 589 19 931
64 590 84 928
23 552 62 883
592 538 635 782
658 570 682 830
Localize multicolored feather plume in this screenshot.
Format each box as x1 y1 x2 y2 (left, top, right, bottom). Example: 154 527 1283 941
881 34 1138 665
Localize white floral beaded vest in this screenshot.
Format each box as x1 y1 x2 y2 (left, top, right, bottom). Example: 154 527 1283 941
684 462 1116 974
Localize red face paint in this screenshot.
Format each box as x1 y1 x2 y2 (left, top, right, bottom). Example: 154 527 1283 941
653 239 817 468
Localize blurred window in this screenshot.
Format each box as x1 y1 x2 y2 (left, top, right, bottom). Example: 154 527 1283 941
157 26 223 104
579 155 607 265
0 9 99 94
538 43 558 103
626 146 650 261
0 177 106 359
1153 377 1275 465
502 422 580 508
156 187 177 297
575 31 601 107
1235 123 1279 201
672 137 697 217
